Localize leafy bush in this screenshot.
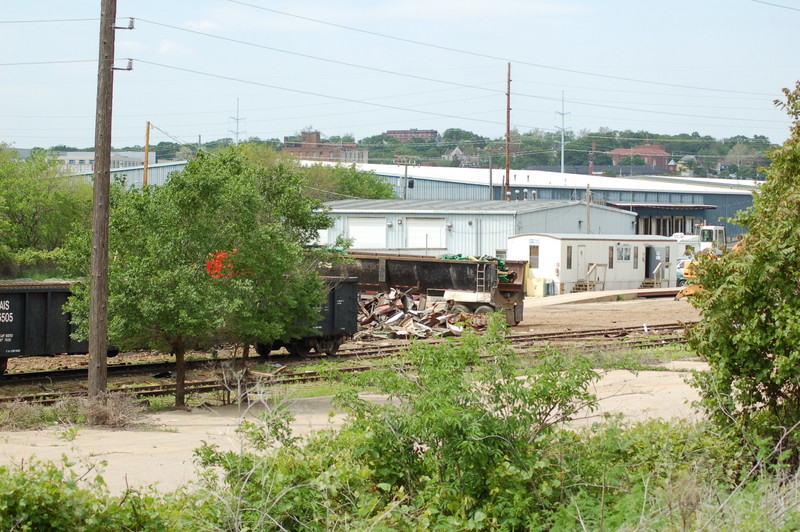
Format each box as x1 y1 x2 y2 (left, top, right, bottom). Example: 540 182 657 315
0 459 187 531
689 82 800 470
551 417 744 530
194 317 603 530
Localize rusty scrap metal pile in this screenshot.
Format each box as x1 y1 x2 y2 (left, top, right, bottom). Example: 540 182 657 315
355 288 490 340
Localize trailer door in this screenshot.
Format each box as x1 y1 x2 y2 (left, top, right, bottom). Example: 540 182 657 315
577 245 587 281
406 217 446 250
347 217 386 249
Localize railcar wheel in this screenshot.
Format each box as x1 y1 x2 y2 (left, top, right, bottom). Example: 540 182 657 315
314 338 340 355
254 342 271 357
289 341 312 357
322 338 344 355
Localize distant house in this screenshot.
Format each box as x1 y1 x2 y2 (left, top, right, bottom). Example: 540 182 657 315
282 131 368 163
385 129 441 144
443 146 464 161
607 144 671 168
443 146 480 167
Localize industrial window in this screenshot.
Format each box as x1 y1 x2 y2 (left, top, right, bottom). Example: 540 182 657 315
566 246 573 270
608 246 614 269
616 245 632 261
529 245 539 269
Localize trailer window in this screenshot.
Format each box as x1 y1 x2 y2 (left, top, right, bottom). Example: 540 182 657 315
529 245 539 269
566 246 573 270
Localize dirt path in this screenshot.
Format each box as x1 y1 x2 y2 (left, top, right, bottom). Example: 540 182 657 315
0 296 707 494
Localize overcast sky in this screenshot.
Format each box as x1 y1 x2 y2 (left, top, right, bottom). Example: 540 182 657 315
1 0 797 150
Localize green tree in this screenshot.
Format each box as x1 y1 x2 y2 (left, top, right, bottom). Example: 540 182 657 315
618 154 646 166
689 81 800 469
63 145 333 405
0 145 92 275
358 133 402 164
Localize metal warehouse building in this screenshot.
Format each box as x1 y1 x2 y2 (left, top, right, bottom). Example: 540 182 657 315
319 199 637 258
89 159 755 243
312 162 756 241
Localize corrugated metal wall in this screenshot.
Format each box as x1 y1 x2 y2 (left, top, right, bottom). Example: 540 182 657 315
517 205 636 236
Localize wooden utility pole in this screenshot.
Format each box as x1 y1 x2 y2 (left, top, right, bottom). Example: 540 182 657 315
88 0 118 396
505 62 511 201
143 121 150 186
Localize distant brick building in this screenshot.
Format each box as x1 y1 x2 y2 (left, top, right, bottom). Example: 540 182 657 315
385 129 441 144
282 131 368 163
607 144 670 168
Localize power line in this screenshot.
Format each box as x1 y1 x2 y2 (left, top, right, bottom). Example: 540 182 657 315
751 0 800 12
129 57 783 132
136 18 501 96
149 123 191 145
229 0 774 97
130 58 506 127
133 14 784 131
0 59 95 66
0 18 98 23
136 15 780 117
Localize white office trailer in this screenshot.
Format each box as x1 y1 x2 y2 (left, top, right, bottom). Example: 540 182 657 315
507 233 680 296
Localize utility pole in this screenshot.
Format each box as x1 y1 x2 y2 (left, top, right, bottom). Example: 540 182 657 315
88 0 117 397
556 91 569 173
505 62 511 201
397 154 418 199
585 185 591 234
143 121 150 186
487 149 493 200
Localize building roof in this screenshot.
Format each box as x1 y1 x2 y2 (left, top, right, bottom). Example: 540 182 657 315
325 199 636 218
306 161 754 196
608 144 670 157
607 202 716 210
511 233 678 242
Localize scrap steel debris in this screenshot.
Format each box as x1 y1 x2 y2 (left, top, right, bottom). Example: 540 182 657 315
355 287 491 340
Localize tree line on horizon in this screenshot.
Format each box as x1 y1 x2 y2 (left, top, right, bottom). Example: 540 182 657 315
45 126 773 179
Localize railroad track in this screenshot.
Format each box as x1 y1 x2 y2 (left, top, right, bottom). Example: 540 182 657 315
0 356 233 386
0 321 697 404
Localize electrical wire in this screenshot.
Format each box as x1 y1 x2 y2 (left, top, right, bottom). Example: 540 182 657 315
229 0 775 97
130 58 506 127
751 0 800 12
0 18 97 24
0 59 95 66
136 18 501 96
